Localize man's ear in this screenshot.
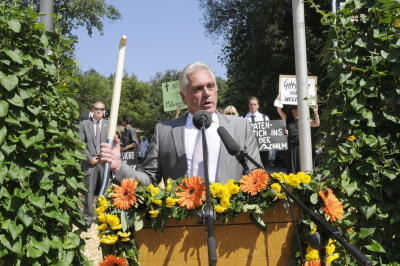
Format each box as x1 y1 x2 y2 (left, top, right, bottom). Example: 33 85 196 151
180 91 187 105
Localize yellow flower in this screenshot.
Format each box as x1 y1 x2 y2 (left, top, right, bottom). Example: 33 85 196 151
100 234 118 245
210 183 223 197
96 206 107 215
214 204 227 213
347 135 356 142
166 178 173 191
218 186 231 199
97 223 108 231
271 172 286 182
106 214 120 227
347 227 354 233
97 195 109 209
97 213 106 223
277 193 286 199
297 172 311 184
111 224 122 230
220 197 230 208
271 183 282 194
326 253 339 264
146 184 160 196
284 173 301 187
305 245 319 260
149 209 159 218
117 231 131 238
165 197 178 208
226 180 240 195
120 237 130 242
326 242 335 255
152 199 162 205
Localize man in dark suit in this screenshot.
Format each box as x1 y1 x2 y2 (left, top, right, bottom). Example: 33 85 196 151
79 101 108 226
101 62 261 185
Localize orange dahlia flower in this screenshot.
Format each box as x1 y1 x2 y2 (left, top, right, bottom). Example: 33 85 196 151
240 169 269 195
112 178 138 210
319 189 344 222
100 255 128 266
176 176 205 209
304 259 322 266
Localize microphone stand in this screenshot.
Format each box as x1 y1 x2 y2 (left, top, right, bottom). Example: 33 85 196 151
236 150 372 266
200 120 218 266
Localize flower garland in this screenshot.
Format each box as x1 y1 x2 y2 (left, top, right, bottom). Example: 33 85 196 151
97 169 345 265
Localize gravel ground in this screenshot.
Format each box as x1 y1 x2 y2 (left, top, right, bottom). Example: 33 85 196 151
81 223 103 265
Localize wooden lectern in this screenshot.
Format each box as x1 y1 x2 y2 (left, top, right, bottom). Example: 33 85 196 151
135 202 301 265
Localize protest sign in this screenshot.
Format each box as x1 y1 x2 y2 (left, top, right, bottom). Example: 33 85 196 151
250 120 288 151
278 75 317 105
161 81 187 112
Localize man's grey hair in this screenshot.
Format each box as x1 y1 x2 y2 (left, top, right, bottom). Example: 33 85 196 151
179 62 217 93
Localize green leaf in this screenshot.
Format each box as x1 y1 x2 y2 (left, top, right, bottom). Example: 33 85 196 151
0 72 18 91
8 93 24 107
360 204 376 220
382 170 397 180
7 19 21 33
341 180 358 196
249 213 266 231
0 101 9 117
134 214 144 231
310 193 318 204
17 205 33 227
0 234 12 251
30 236 50 254
0 126 6 145
62 232 80 249
359 228 375 239
28 194 46 209
339 72 352 84
365 239 386 253
27 246 43 258
5 49 23 64
364 135 378 147
20 134 36 149
355 38 367 48
1 143 16 156
8 222 23 240
121 211 128 231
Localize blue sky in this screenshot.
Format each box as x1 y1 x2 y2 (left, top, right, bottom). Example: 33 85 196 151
73 0 226 82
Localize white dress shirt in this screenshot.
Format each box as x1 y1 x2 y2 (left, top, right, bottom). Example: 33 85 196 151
185 112 220 183
244 111 269 122
92 118 103 136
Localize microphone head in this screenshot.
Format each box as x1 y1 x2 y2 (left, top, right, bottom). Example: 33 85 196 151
193 110 212 129
217 126 241 156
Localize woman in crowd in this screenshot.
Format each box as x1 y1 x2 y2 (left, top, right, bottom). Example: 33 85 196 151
223 105 239 116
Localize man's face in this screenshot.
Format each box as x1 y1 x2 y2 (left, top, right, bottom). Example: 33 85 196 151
248 99 259 114
92 103 105 121
180 69 218 114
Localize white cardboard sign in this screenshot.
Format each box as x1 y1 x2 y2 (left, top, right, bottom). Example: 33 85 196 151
278 75 318 105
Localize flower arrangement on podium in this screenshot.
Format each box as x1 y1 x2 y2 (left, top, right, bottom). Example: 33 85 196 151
97 169 344 266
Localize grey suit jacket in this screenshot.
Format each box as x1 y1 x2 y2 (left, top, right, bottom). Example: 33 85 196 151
79 118 108 163
115 113 261 185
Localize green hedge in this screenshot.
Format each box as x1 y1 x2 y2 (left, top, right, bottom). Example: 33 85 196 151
0 4 88 265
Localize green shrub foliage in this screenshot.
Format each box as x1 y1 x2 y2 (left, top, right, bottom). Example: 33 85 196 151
313 0 400 264
0 4 88 265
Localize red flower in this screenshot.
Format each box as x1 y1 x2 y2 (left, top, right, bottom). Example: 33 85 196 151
100 255 129 266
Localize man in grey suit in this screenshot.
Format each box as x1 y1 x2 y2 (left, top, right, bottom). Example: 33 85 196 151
100 62 261 185
79 101 108 226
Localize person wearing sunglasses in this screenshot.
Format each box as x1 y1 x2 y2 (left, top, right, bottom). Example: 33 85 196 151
79 101 108 227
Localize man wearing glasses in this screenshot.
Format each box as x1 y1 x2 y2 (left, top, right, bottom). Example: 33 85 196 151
79 101 108 226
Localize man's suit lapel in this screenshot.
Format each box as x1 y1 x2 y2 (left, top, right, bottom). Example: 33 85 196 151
87 120 96 149
171 114 188 160
100 119 108 142
216 113 231 182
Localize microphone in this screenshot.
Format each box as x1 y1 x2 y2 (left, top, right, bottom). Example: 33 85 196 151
217 126 241 156
193 110 212 129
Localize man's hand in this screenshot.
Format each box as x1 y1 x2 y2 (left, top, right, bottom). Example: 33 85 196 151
100 135 122 172
89 157 99 165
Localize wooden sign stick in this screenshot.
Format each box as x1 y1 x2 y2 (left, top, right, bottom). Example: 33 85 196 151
99 35 127 196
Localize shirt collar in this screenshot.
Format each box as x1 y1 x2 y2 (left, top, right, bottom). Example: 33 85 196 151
186 112 219 128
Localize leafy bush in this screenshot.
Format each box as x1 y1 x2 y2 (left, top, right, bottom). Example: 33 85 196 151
311 0 400 264
0 4 88 265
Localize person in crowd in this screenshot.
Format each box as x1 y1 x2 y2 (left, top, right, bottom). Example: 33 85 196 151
276 96 320 173
244 96 275 167
79 101 108 226
139 136 149 162
100 62 261 185
223 105 239 116
119 115 139 166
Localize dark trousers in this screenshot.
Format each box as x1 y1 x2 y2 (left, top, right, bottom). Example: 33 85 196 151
83 163 103 225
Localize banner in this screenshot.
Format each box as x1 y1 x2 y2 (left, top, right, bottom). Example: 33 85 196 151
161 81 187 112
278 75 317 105
250 120 288 151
